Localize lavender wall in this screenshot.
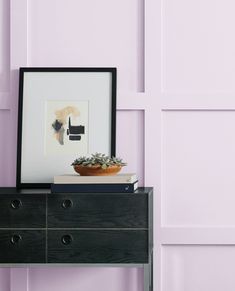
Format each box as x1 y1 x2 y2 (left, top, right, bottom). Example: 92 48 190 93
3 0 235 290
0 0 147 290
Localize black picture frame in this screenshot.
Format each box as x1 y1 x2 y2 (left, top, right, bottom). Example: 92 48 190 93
17 67 116 189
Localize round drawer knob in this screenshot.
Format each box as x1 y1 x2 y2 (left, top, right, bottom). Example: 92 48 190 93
10 234 22 244
61 234 73 245
62 199 73 209
11 199 22 209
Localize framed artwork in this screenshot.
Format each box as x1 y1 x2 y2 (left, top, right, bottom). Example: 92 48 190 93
17 67 116 188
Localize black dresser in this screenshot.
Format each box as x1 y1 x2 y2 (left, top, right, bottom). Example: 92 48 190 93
0 187 153 291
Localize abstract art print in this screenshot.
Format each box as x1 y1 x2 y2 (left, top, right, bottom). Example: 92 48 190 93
45 100 89 155
17 68 116 188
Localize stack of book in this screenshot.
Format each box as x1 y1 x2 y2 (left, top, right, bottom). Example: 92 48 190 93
51 173 138 193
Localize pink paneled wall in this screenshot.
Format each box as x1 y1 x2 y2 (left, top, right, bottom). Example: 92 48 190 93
116 110 144 186
0 0 148 291
5 0 235 290
0 110 12 186
0 269 10 291
28 267 143 291
27 0 145 92
0 0 10 93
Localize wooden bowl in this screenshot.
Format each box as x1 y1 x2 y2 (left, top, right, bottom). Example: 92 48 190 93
73 164 122 176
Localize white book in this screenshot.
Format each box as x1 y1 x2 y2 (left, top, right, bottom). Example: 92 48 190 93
54 173 138 184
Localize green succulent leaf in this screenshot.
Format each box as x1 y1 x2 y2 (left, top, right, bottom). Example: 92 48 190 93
71 153 127 167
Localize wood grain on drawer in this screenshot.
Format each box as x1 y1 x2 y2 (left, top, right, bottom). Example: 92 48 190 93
48 230 148 263
0 194 46 228
48 194 148 228
0 230 46 263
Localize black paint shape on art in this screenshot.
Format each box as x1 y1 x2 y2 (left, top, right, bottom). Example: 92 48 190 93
69 135 81 141
52 119 63 132
66 117 85 141
67 117 85 134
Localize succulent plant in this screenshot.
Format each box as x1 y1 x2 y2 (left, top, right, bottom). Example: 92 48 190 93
71 153 127 169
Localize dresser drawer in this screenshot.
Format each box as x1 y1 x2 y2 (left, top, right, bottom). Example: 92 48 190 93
0 195 46 228
0 230 46 263
48 194 148 228
48 230 148 263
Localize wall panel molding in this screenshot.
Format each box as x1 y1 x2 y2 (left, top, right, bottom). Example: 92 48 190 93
159 0 235 290
10 0 28 110
161 0 235 95
0 0 10 109
162 245 235 291
162 227 235 245
27 0 145 94
162 94 235 110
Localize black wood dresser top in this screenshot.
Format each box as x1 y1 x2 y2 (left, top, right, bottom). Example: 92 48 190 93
0 187 153 265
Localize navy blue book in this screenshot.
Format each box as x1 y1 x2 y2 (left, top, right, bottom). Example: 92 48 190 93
51 181 138 193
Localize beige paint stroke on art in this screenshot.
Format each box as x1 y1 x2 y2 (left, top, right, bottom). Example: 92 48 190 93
55 106 80 124
53 106 80 145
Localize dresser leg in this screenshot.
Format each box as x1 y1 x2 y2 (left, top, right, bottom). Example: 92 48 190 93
144 253 153 291
150 251 153 291
144 264 149 291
